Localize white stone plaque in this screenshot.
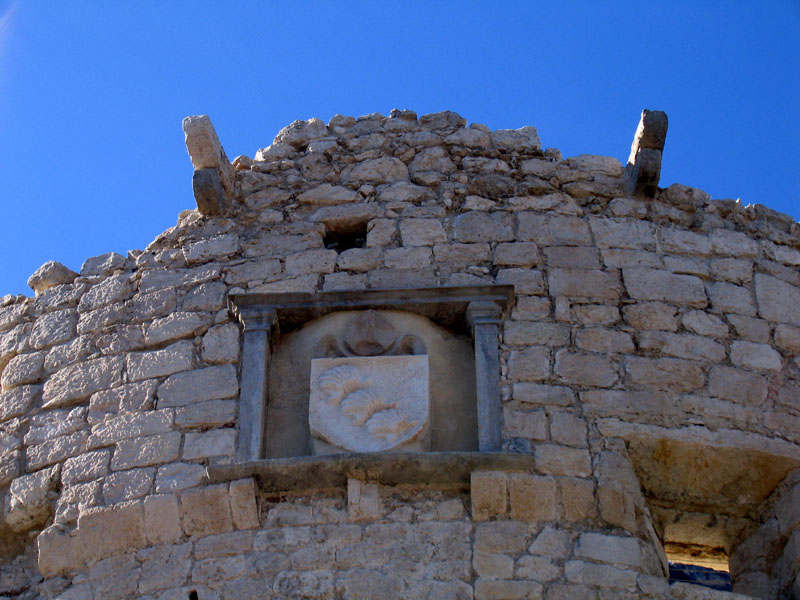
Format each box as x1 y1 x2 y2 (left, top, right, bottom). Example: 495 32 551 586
309 355 429 453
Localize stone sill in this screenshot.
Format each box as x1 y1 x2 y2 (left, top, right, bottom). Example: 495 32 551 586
205 451 534 492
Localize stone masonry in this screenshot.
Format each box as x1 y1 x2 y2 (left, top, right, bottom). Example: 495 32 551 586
1 108 799 599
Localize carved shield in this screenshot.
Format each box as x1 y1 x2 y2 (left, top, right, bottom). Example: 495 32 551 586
309 355 429 453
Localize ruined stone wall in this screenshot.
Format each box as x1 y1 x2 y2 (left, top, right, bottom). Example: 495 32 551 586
1 109 799 599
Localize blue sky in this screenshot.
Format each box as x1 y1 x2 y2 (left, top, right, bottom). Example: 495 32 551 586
0 1 798 296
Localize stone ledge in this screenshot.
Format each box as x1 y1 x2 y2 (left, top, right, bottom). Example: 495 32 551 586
206 451 534 492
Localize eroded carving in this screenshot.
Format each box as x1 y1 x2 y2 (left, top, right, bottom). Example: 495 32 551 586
309 355 429 453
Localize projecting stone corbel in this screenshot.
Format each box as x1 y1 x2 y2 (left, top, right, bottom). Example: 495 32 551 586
625 109 668 198
182 114 235 215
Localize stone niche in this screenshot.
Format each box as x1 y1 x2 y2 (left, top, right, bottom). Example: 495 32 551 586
229 285 513 461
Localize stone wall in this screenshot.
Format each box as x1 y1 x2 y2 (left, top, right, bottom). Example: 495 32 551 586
1 108 799 599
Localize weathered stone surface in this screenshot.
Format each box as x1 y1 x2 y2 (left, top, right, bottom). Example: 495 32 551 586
180 484 234 537
1 351 45 390
453 211 514 243
491 125 540 151
549 268 620 301
42 355 123 409
154 462 207 493
509 473 558 521
127 340 194 382
89 410 173 448
111 432 182 470
0 384 40 423
623 268 707 307
103 467 154 503
229 478 259 530
77 501 146 563
575 533 641 568
471 471 507 521
624 357 705 392
535 444 592 477
273 117 329 150
182 428 236 459
27 261 78 296
554 350 617 387
157 364 238 407
183 234 240 265
5 464 59 532
344 157 409 184
201 323 239 364
638 331 726 362
730 340 783 371
708 281 757 316
755 273 800 326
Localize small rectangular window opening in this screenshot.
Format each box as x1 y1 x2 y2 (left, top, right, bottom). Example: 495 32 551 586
323 221 367 252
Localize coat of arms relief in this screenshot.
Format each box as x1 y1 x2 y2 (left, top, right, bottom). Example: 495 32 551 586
308 311 430 454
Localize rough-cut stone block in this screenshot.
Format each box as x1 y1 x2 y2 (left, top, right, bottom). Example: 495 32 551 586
143 494 183 545
174 399 236 429
623 268 707 307
730 340 783 371
384 247 432 269
559 477 595 521
710 229 759 257
623 302 677 331
554 350 617 388
575 533 641 568
348 478 382 522
535 444 592 477
27 261 78 296
183 234 239 264
344 157 409 184
598 486 636 532
42 355 123 409
154 462 207 494
1 351 45 390
400 218 447 246
496 268 545 295
549 268 620 301
504 407 548 440
0 384 39 423
564 560 637 590
180 484 234 537
491 125 540 151
88 409 173 448
513 383 575 406
6 465 59 532
504 322 569 346
474 578 543 600
286 248 338 275
638 331 726 362
509 473 557 522
62 449 110 485
157 364 238 407
183 429 236 459
550 412 588 448
755 273 800 326
127 340 194 382
709 366 769 405
103 467 155 504
775 324 800 353
111 431 181 470
518 213 591 246
661 228 713 255
625 357 705 392
143 311 209 346
29 309 77 350
508 347 550 382
681 310 729 338
77 501 146 563
452 211 514 243
474 521 528 554
37 525 82 577
229 478 259 530
708 281 757 316
471 471 507 520
589 217 656 250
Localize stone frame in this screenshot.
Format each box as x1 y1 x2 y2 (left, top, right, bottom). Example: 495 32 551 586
228 285 514 462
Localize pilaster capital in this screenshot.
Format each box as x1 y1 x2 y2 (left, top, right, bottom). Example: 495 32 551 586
467 300 503 328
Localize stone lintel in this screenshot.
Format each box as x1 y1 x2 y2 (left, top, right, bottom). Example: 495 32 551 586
206 451 535 492
229 285 514 335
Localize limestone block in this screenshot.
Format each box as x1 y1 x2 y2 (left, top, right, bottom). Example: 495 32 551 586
622 302 677 331
27 261 78 296
529 526 571 558
575 328 634 354
296 183 358 206
550 412 588 448
26 430 88 471
508 346 550 382
137 542 192 594
224 259 281 286
88 409 173 448
88 380 156 422
708 366 769 405
509 473 558 522
383 247 430 270
572 304 619 326
142 494 182 545
730 340 783 371
598 486 636 532
62 449 110 485
516 555 561 582
535 445 592 477
324 272 367 291
28 309 77 351
182 234 239 265
250 274 320 293
444 126 491 148
681 310 729 338
623 268 707 307
494 242 540 267
183 114 232 172
182 429 236 459
4 464 59 532
0 450 19 487
474 578 543 600
474 520 528 555
347 479 381 522
154 462 207 494
76 304 125 335
576 533 642 568
710 229 759 257
711 257 754 284
775 324 800 353
564 560 637 590
337 248 382 273
453 211 514 243
143 311 209 346
504 322 570 346
1 351 45 390
25 406 85 446
513 383 575 407
503 407 547 440
229 478 259 530
175 399 236 429
517 213 591 246
399 218 447 247
376 181 431 203
44 335 94 373
274 117 329 149
548 268 621 301
285 248 338 275
80 251 128 276
37 525 82 577
42 355 123 409
194 530 253 561
182 280 226 311
661 228 714 256
127 340 194 382
473 551 514 578
180 484 234 537
201 323 240 365
366 218 397 247
309 355 429 453
589 217 656 250
755 273 800 326
554 350 617 388
0 323 27 371
624 357 705 392
344 157 408 184
111 432 182 470
543 246 599 269
78 273 133 313
77 501 146 563
491 125 540 151
638 331 725 362
708 281 757 316
409 146 456 175
157 364 238 407
471 471 508 521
